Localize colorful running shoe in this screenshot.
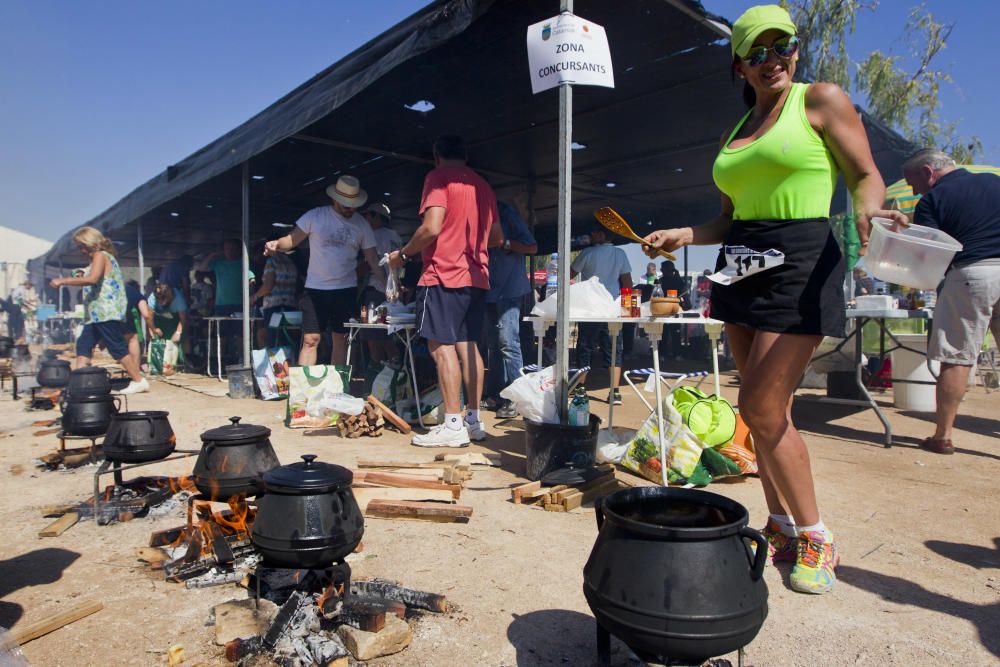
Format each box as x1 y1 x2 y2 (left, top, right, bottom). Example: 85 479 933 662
761 517 798 563
790 530 839 594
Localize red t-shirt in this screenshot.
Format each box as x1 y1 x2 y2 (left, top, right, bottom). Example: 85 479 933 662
417 165 497 289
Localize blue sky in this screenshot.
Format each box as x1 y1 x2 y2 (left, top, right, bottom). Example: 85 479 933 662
1 0 996 277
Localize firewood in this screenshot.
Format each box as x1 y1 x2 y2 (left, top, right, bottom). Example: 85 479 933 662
353 471 461 499
11 600 103 645
350 579 449 613
38 512 79 537
562 478 622 511
510 480 541 504
366 499 472 522
366 395 411 434
351 487 455 510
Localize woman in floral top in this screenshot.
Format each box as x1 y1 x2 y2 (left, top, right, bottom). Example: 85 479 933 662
50 227 149 394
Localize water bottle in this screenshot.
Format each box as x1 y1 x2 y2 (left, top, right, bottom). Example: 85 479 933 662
545 253 559 300
568 387 590 427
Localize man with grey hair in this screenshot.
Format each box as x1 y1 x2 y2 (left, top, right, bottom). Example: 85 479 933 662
901 149 1000 454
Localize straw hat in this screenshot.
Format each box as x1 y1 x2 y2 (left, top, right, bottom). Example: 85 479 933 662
325 175 368 208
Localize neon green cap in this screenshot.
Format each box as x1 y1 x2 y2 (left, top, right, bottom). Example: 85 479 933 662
731 4 797 58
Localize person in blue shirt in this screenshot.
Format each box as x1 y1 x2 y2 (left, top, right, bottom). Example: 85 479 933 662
570 227 633 404
485 200 537 419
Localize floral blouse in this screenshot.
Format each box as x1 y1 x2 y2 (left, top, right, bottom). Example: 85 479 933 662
83 251 127 323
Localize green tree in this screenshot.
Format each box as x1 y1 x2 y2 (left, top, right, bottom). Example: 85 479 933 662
781 0 983 163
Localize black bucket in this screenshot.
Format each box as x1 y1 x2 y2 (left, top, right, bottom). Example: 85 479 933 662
523 413 601 481
226 364 257 399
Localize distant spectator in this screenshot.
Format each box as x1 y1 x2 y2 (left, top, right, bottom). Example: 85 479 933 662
253 233 300 349
123 280 155 371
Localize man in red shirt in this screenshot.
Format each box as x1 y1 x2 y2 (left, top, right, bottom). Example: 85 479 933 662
389 135 502 446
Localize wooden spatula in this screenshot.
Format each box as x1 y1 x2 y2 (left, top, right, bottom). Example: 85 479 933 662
593 207 677 261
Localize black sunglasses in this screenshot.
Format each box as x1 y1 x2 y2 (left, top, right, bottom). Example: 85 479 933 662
743 35 799 67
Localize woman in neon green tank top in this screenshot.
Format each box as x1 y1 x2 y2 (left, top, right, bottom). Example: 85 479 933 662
643 5 905 596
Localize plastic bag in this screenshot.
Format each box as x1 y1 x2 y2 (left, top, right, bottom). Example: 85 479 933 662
252 346 293 400
365 362 412 412
672 387 737 448
150 339 180 376
379 253 401 302
306 390 365 419
529 276 620 320
500 366 559 424
597 427 636 464
620 399 706 483
286 365 352 428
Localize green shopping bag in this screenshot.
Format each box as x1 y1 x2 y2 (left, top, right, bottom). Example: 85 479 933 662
672 386 737 448
285 364 352 428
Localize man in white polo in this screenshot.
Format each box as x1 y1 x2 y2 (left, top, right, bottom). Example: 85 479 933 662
265 175 385 366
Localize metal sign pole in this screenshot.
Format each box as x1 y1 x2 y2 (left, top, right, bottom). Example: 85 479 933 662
137 220 145 287
554 0 573 422
241 162 251 368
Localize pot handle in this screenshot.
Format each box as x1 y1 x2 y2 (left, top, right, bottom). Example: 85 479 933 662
740 526 767 582
594 496 605 530
146 416 156 439
112 396 122 413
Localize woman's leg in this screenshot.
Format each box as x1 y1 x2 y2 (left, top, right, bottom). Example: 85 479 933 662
736 330 822 526
725 324 788 517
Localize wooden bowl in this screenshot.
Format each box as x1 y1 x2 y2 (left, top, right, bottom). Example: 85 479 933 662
650 298 682 317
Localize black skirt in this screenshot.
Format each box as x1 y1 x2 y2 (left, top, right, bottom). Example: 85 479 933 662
709 218 845 337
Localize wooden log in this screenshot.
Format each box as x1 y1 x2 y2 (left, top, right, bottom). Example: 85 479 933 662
11 600 103 645
510 480 541 504
350 579 449 613
351 487 455 510
366 395 411 434
32 428 62 437
38 512 79 537
357 460 454 470
353 471 461 499
365 499 472 523
435 452 501 467
551 472 615 503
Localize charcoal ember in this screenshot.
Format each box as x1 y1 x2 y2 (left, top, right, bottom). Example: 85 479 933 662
290 636 313 664
288 602 320 638
307 634 349 664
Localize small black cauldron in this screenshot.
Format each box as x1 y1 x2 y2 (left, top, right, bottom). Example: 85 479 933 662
103 411 175 463
66 366 111 398
60 394 120 437
251 454 364 569
583 487 768 665
37 359 71 388
192 416 280 501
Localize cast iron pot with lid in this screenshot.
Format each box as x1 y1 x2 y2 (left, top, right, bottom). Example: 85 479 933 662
37 359 71 388
192 416 279 501
103 411 175 463
251 454 364 569
66 366 111 397
583 486 768 664
60 394 121 437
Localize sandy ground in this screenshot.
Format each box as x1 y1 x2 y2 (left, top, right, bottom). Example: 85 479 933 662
1 365 999 667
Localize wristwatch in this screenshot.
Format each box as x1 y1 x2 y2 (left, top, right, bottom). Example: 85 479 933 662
503 239 511 252
400 250 411 263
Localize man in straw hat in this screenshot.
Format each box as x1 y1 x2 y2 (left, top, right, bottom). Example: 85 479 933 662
389 135 502 447
266 174 385 366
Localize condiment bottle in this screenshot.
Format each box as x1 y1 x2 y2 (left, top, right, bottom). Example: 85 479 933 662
360 304 368 323
620 288 631 318
630 291 640 318
665 289 682 316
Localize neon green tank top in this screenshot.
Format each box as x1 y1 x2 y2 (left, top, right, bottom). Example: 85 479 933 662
712 82 838 220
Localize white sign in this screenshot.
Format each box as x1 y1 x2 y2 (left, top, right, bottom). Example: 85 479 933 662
526 13 614 95
708 245 786 286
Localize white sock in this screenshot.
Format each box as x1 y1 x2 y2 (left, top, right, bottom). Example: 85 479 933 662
465 409 480 424
770 513 797 538
445 413 463 431
797 520 830 539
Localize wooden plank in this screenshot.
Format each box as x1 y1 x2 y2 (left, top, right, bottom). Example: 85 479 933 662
353 471 462 499
357 460 453 470
32 428 62 437
551 472 615 503
11 600 103 645
40 503 78 517
365 500 472 522
366 395 412 434
563 479 621 512
434 452 501 467
510 480 541 504
542 484 569 504
38 512 79 537
543 503 567 512
351 487 455 510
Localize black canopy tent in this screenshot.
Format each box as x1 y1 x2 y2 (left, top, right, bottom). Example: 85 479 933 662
29 0 916 365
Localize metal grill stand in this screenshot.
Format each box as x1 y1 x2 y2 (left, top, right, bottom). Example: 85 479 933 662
92 448 199 524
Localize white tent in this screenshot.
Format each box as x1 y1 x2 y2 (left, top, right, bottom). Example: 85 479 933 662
0 226 52 297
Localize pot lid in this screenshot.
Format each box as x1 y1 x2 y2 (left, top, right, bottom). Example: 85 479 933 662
71 366 109 375
264 454 353 493
41 359 70 367
200 416 270 444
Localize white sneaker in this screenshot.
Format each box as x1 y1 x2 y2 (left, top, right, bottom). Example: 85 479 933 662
465 420 486 442
119 378 150 395
411 424 470 448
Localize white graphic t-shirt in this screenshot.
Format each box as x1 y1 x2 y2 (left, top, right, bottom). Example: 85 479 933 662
295 205 376 290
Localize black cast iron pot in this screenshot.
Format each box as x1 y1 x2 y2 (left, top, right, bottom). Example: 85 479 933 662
192 416 280 501
0 336 13 358
583 487 768 664
103 411 175 463
66 367 111 398
251 454 364 569
37 359 71 388
60 394 121 437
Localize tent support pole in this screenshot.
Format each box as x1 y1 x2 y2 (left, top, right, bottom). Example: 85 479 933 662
57 259 64 312
137 221 145 289
241 162 251 368
554 0 573 423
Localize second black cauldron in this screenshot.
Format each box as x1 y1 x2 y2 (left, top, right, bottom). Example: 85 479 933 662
251 454 364 569
37 359 71 388
191 416 279 500
103 411 175 463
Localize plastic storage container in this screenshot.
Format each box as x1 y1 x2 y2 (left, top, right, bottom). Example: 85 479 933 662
866 217 962 289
